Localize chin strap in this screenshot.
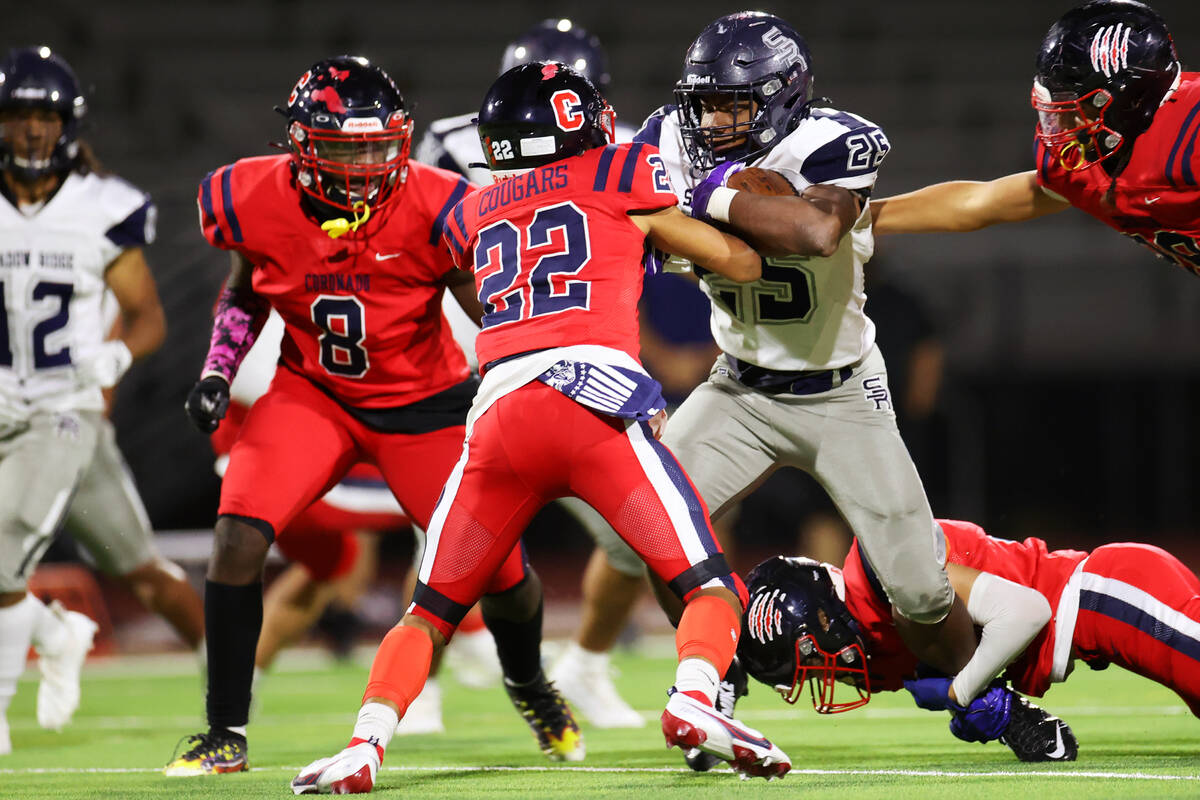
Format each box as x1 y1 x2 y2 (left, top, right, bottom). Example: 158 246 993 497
321 200 371 239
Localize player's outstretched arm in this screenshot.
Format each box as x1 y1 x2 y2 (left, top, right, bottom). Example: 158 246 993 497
943 563 1051 705
632 206 761 283
872 171 1069 235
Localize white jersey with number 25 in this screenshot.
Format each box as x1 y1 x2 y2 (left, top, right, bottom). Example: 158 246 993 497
636 105 888 372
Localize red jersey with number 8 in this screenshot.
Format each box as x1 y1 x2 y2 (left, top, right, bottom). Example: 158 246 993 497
198 154 475 407
442 142 678 369
1035 73 1200 277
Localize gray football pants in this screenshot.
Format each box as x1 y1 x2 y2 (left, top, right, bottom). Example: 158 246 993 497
663 345 954 623
0 410 159 593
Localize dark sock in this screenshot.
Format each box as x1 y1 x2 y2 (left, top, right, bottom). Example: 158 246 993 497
204 580 262 731
483 598 544 686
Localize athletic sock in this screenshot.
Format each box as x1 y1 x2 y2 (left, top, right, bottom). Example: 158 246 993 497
350 702 399 762
204 580 262 731
483 598 543 686
674 658 721 706
0 595 39 727
362 624 433 717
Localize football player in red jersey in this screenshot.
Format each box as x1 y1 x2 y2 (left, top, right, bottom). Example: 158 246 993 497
166 55 561 776
290 63 789 794
871 0 1200 277
737 521 1200 761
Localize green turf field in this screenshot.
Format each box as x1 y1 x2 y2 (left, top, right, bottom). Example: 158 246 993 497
1 639 1195 799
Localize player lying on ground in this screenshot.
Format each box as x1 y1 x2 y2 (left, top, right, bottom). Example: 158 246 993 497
291 61 788 794
738 518 1200 760
871 0 1200 278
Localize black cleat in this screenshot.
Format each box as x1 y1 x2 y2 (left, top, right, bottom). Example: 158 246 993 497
685 656 749 772
504 670 585 761
1000 695 1078 762
164 729 249 776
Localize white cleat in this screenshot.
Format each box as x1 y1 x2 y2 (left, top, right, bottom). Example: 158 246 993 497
661 691 790 780
291 742 380 795
443 627 503 690
549 648 644 729
35 603 98 731
394 679 444 736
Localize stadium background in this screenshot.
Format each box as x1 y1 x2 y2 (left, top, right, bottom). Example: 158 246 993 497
6 1 1200 642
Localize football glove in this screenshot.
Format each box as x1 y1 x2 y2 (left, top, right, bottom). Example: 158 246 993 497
948 684 1013 743
77 340 134 389
904 677 956 711
689 161 744 224
185 375 230 434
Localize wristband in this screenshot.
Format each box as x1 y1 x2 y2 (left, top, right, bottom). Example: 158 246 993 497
706 186 739 224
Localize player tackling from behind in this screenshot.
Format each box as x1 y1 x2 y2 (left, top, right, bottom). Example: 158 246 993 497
872 0 1200 276
635 12 980 768
291 62 788 794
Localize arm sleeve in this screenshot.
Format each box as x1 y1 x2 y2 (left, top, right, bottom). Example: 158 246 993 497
950 571 1052 704
201 285 271 383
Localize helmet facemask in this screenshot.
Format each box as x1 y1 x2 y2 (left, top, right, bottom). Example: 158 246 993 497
676 69 806 171
288 114 413 214
782 623 871 714
1032 80 1125 170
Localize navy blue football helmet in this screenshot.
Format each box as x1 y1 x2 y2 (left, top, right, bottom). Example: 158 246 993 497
738 556 871 714
284 55 413 216
675 12 814 171
0 46 87 181
1032 0 1180 171
500 19 611 92
476 62 615 176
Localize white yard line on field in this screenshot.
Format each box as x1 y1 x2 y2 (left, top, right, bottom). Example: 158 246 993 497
1 765 1197 781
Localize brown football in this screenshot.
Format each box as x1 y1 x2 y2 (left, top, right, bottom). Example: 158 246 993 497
726 167 798 196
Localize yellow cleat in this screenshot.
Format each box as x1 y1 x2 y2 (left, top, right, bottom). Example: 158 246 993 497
164 730 249 776
504 671 586 762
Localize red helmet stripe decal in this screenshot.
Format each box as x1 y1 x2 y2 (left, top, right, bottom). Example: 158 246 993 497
311 86 348 114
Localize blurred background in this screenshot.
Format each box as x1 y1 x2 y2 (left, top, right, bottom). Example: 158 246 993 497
7 0 1200 646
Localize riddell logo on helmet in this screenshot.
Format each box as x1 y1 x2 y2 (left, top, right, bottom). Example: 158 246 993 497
341 117 383 133
1090 23 1131 77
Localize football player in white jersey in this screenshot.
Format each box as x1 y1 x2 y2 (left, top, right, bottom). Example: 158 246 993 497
0 47 203 753
636 12 980 766
414 19 647 730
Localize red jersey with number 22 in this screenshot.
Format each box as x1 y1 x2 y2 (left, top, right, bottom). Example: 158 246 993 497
1036 73 1200 276
441 142 678 369
198 154 474 407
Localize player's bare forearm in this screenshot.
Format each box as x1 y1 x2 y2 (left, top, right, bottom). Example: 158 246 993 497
872 171 1069 234
105 247 166 359
728 187 857 258
443 268 485 327
635 206 761 282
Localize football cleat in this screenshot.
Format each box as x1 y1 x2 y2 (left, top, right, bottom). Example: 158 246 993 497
291 741 380 795
35 602 98 731
662 689 790 780
504 671 585 761
999 695 1078 762
685 657 748 772
549 646 644 729
164 729 249 776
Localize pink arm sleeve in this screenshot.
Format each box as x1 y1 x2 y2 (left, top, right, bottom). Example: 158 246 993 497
200 286 270 382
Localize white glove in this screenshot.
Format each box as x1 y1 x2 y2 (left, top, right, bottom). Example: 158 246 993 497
77 340 133 389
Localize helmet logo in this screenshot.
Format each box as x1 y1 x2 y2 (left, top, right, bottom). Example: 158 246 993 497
551 89 585 131
541 63 559 80
747 590 784 643
327 66 350 82
311 86 348 114
1090 24 1131 78
288 70 313 107
761 27 806 71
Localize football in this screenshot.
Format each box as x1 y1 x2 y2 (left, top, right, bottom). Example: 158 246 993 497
727 167 798 196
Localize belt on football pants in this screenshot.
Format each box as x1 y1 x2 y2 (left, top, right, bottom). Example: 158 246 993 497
726 355 856 396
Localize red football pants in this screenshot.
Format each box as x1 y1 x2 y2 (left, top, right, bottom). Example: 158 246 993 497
1071 542 1200 716
411 381 740 640
218 367 526 589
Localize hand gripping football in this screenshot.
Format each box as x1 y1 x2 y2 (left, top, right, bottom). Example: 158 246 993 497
726 167 798 196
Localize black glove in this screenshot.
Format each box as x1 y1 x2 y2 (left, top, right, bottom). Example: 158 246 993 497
185 375 231 433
